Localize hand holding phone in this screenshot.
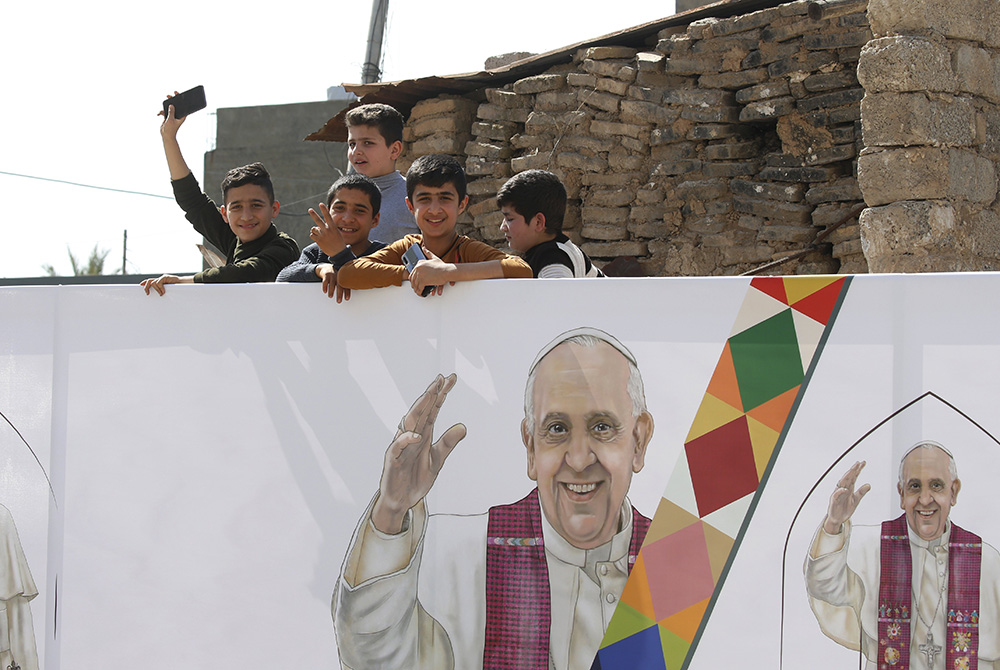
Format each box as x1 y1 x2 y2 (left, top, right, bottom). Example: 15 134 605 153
402 244 435 297
162 85 207 120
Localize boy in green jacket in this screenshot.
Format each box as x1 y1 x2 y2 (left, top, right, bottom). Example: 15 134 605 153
142 97 299 296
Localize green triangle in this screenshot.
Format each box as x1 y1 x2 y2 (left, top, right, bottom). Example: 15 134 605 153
601 601 657 648
660 625 692 670
729 308 804 411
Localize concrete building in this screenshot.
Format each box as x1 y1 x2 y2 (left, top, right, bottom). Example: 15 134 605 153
203 99 353 251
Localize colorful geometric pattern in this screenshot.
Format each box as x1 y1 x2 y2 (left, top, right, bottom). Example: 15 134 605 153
592 275 851 669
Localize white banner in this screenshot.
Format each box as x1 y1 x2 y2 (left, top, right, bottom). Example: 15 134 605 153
2 274 999 669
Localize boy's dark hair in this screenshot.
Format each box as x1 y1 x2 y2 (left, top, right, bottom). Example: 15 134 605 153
345 103 405 146
221 162 275 203
496 169 567 235
405 154 467 201
326 173 382 215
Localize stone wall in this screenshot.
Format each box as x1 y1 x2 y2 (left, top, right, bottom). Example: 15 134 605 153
396 0 873 276
856 0 1000 271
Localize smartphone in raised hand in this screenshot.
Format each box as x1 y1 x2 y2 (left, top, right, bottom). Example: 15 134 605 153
163 85 206 119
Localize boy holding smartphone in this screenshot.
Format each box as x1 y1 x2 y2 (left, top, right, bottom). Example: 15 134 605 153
141 96 299 296
337 154 531 296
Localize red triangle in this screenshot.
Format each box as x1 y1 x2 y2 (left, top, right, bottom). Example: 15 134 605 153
791 278 846 325
750 276 788 305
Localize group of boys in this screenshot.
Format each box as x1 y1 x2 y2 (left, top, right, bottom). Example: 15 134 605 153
142 100 602 299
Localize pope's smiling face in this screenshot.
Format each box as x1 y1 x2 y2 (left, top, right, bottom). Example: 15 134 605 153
523 342 652 550
898 445 961 541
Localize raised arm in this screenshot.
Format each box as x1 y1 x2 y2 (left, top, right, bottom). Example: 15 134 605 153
371 373 467 534
333 374 467 668
823 460 870 535
159 96 193 181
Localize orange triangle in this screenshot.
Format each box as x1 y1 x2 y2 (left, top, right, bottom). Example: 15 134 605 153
791 277 846 325
644 497 701 546
751 276 789 305
746 385 800 434
659 598 710 643
705 342 743 413
619 552 657 620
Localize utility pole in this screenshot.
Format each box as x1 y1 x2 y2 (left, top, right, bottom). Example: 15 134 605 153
122 229 127 274
361 0 389 84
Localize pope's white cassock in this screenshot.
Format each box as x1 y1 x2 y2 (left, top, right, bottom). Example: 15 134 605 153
805 518 1000 670
332 493 641 670
0 505 39 670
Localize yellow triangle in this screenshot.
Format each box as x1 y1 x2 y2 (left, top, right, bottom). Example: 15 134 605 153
685 393 745 443
644 497 702 546
782 275 842 305
746 415 781 480
702 521 736 582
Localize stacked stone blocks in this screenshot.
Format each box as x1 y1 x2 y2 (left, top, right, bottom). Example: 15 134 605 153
857 0 1000 272
390 0 909 275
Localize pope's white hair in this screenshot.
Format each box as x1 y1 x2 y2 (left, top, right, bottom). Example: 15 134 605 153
523 329 647 435
897 440 958 485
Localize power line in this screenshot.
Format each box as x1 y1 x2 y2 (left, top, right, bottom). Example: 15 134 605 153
0 170 172 200
1 166 348 214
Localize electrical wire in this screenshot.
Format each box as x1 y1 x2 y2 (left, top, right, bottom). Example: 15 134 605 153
1 169 349 216
0 170 172 199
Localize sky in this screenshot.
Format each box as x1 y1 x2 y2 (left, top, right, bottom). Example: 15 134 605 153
1 0 676 278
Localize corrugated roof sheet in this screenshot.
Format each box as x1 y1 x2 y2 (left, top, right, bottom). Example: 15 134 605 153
305 0 788 142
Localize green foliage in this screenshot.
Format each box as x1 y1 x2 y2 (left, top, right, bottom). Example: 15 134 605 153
43 245 114 276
